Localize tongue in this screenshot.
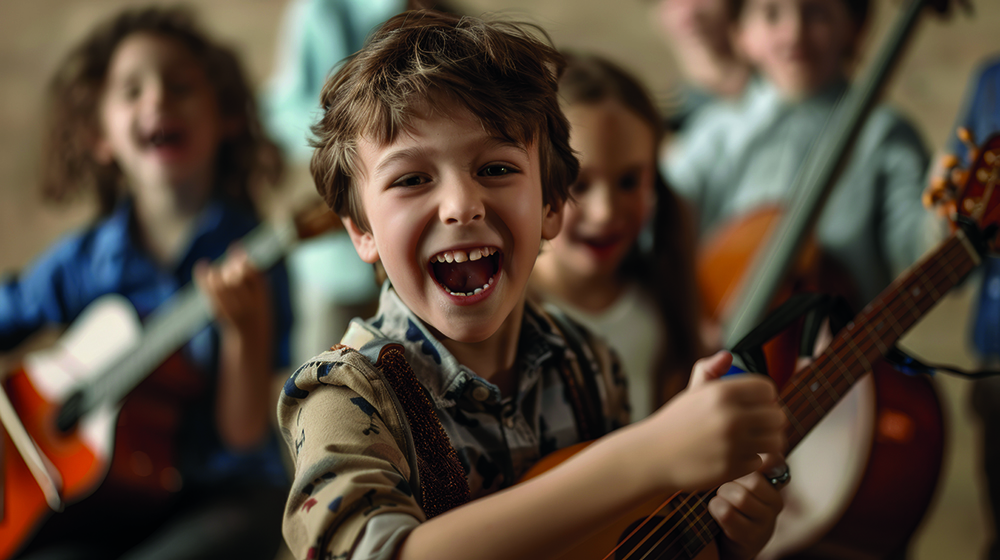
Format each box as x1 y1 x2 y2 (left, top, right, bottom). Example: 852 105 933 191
434 259 493 293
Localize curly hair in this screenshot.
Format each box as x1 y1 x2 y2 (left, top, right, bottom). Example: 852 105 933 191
310 9 578 232
41 5 282 216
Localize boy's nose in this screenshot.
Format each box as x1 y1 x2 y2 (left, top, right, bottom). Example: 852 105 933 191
439 176 485 225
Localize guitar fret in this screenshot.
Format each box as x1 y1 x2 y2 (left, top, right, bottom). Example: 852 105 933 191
846 338 875 369
782 402 807 437
917 268 941 300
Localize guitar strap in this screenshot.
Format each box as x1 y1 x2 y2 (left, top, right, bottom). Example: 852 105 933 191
356 339 471 519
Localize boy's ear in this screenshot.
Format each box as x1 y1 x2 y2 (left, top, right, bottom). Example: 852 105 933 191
342 215 380 264
540 203 563 241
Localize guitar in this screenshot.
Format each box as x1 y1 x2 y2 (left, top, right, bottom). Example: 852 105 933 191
0 203 340 559
519 132 1000 559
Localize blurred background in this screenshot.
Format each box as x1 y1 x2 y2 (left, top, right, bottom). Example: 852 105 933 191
1 0 997 558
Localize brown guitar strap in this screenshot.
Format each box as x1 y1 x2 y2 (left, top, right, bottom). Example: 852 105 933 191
363 341 470 519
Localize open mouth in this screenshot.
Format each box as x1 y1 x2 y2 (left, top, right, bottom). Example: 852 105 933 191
138 126 188 152
430 246 501 297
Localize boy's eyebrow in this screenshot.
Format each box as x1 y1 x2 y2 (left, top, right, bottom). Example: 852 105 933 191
373 137 529 176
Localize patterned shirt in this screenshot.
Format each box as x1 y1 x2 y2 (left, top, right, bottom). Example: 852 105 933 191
277 284 630 559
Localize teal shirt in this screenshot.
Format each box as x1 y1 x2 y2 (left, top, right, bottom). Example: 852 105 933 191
663 76 937 304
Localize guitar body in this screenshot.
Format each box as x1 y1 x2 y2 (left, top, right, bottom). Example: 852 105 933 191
760 361 944 559
0 296 200 559
519 443 721 560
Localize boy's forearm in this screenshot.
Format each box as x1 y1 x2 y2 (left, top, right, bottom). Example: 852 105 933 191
397 424 668 560
216 327 274 449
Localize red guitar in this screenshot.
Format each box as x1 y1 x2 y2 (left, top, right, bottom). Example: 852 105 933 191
518 133 1000 560
0 204 340 559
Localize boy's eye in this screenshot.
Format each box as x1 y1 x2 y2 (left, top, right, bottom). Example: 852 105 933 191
570 180 589 195
479 164 517 177
392 174 428 188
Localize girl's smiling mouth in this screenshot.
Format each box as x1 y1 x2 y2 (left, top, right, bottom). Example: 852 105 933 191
429 246 502 298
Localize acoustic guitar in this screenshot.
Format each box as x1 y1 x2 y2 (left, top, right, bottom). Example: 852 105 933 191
519 132 1000 560
0 203 340 559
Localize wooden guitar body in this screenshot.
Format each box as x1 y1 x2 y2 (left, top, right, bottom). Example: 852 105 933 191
760 361 943 559
520 443 721 560
0 295 200 559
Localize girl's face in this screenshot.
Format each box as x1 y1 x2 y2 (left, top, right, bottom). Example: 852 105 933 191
96 32 226 202
547 99 657 284
736 0 859 98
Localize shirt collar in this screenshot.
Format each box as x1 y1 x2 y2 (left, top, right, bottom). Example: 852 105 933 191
367 283 567 410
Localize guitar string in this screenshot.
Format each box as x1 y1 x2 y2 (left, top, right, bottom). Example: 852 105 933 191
610 234 973 560
780 237 965 442
779 236 969 439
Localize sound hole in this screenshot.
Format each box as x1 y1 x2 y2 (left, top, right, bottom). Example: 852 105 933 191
617 515 688 559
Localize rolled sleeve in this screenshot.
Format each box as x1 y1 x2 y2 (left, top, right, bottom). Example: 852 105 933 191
278 349 426 559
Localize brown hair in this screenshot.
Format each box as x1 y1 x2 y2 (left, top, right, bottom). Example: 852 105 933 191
41 6 282 216
310 9 578 231
559 52 704 402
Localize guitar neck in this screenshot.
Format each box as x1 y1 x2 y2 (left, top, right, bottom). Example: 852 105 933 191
780 229 978 450
661 230 979 559
78 220 297 415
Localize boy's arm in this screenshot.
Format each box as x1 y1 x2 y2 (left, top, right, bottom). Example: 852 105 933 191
278 351 427 560
873 111 946 276
196 248 278 450
396 352 785 560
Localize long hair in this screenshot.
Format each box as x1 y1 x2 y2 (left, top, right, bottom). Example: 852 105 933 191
559 52 705 401
41 6 283 216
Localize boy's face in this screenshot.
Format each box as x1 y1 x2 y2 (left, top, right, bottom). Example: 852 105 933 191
97 32 225 199
736 0 859 98
344 105 562 344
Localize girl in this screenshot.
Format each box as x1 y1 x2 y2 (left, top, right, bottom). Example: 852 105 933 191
531 53 706 419
1 7 292 559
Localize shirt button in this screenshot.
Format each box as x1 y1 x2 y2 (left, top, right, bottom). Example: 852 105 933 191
471 385 491 402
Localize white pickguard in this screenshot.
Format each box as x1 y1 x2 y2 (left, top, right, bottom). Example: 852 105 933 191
20 295 142 459
758 373 877 559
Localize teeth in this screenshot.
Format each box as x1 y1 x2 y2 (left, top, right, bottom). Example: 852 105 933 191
442 281 494 297
430 246 495 264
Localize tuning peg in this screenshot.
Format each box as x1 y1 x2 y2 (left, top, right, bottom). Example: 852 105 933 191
958 127 981 161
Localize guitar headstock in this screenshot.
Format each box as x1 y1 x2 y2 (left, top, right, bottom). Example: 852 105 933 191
924 129 1000 253
292 200 343 242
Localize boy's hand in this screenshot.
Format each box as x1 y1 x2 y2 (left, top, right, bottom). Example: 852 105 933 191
194 246 273 344
710 453 788 560
643 351 786 493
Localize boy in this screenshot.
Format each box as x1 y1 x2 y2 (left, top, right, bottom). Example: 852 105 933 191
279 10 787 560
663 0 938 305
